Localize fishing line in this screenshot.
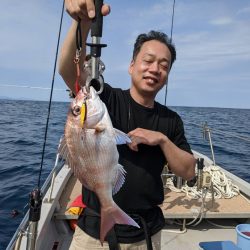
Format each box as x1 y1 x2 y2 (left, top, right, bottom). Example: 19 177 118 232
37 0 65 188
164 0 176 106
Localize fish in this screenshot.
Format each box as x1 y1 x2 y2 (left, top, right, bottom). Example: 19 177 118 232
59 86 139 243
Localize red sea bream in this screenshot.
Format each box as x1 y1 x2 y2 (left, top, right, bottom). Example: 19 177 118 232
59 87 139 243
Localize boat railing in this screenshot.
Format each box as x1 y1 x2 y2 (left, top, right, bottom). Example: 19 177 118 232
162 120 250 181
6 148 65 250
162 120 250 203
161 121 250 230
202 122 216 165
193 120 250 163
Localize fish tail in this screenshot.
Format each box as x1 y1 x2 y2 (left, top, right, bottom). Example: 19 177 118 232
100 203 140 244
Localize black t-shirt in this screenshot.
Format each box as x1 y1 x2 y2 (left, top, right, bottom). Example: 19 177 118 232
77 83 192 242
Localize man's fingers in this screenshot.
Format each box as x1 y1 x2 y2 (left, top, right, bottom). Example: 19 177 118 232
85 0 95 18
66 0 85 20
85 1 110 19
128 136 139 152
65 0 110 20
128 143 138 152
102 4 111 16
65 0 77 20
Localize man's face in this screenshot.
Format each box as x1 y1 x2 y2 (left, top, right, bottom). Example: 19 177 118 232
129 40 171 97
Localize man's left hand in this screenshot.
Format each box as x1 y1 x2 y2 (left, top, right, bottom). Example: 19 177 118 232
128 128 165 151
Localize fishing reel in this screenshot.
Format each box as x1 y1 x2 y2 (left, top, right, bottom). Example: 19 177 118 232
186 158 212 190
163 158 212 191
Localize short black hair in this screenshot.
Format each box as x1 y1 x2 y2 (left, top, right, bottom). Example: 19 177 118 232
132 30 176 69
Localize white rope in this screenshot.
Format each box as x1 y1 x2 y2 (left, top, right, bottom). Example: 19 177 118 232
166 164 240 200
206 219 236 229
162 228 187 234
172 189 208 228
189 189 207 226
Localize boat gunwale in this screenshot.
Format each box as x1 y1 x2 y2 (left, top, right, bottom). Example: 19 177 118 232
6 160 66 250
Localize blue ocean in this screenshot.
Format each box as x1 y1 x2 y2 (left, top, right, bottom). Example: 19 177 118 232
0 99 249 249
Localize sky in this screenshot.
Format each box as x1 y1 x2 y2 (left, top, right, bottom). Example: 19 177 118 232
0 0 249 108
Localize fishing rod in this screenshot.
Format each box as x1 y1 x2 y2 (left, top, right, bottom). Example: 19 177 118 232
86 0 107 94
164 0 176 106
75 0 107 95
20 1 65 249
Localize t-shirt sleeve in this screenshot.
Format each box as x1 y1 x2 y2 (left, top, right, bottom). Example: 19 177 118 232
173 115 192 154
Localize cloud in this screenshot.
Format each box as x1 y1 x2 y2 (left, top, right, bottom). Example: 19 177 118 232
237 6 250 15
0 0 63 72
210 17 233 26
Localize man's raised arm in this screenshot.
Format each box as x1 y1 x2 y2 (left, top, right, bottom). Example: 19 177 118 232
58 0 110 94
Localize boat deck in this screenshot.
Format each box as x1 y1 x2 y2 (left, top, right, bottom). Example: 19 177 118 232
54 174 248 250
161 189 250 219
161 219 241 250
54 174 250 220
55 219 243 250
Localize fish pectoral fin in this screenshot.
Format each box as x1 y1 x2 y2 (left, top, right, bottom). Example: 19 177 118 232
112 164 126 195
94 123 106 132
114 128 131 145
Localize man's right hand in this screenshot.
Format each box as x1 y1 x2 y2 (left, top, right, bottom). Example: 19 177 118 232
65 0 110 22
59 1 110 94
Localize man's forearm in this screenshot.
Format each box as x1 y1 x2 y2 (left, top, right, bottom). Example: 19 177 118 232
159 135 196 180
58 21 91 93
128 128 196 180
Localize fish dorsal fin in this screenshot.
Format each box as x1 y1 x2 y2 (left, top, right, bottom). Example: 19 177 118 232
112 164 126 195
114 128 131 145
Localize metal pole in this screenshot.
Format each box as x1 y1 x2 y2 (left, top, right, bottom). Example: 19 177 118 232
26 222 38 250
26 189 42 250
207 128 216 165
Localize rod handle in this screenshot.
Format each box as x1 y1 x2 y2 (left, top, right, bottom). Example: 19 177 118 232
91 0 104 37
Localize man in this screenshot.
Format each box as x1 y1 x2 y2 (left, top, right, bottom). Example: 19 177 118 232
59 1 196 249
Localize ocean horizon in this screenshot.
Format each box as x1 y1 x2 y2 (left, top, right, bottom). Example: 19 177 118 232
0 96 249 110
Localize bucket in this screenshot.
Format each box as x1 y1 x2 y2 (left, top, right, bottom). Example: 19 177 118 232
236 224 250 250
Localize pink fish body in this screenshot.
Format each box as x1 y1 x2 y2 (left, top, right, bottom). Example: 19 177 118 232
59 87 139 243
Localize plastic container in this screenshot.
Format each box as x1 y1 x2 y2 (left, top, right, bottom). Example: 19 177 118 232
236 224 250 250
199 240 240 250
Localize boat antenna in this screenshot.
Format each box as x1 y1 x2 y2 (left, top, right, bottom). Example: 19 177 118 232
25 1 65 249
164 0 176 106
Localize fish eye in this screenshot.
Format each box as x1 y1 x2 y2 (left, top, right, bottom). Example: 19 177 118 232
72 105 81 116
